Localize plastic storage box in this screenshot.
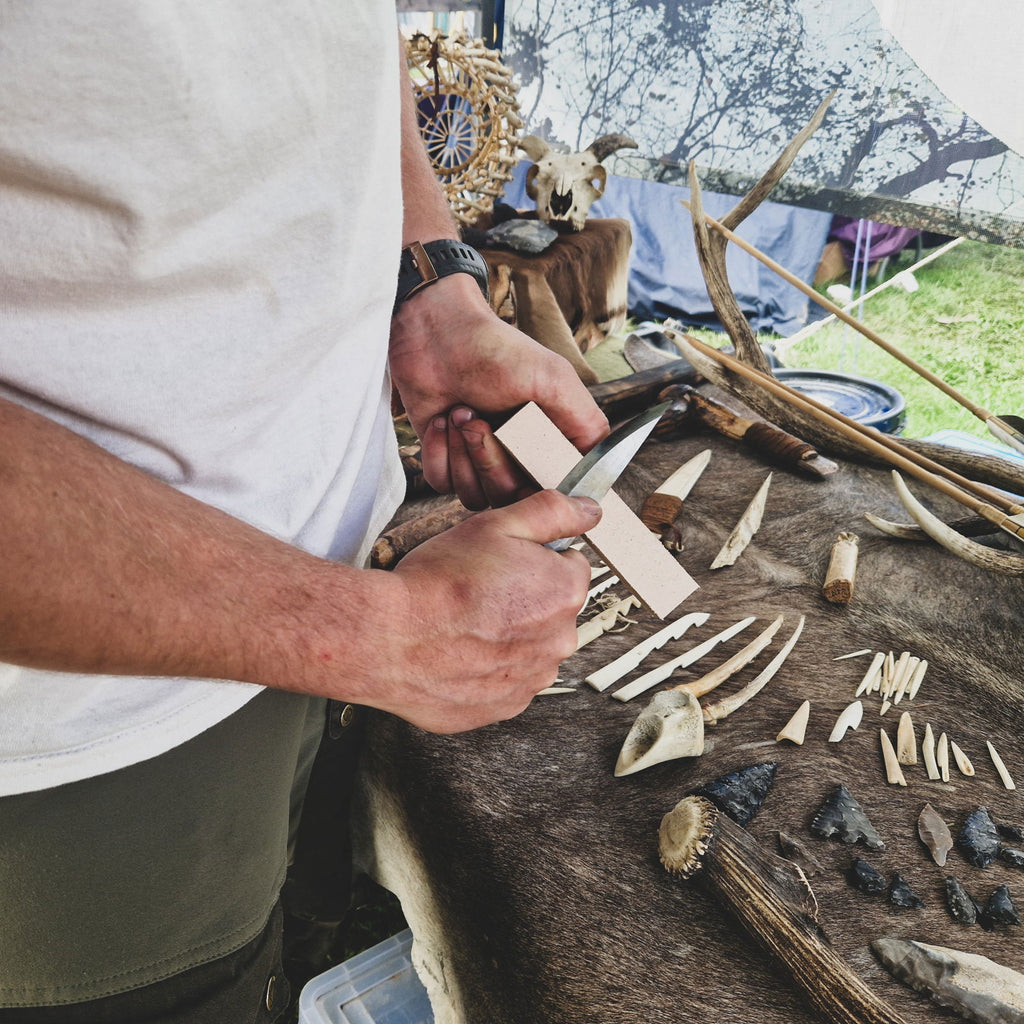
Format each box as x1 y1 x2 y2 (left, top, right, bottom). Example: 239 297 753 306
298 929 434 1024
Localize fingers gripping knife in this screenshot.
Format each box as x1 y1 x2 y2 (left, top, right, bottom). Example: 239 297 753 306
495 401 699 619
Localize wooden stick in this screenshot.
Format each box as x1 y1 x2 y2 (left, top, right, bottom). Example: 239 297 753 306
685 204 1019 439
659 796 910 1024
675 334 1024 540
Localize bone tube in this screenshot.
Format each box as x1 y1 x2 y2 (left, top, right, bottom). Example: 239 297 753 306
659 796 910 1024
823 532 859 604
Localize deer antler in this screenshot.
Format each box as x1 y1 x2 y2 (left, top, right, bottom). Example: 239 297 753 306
681 96 1024 502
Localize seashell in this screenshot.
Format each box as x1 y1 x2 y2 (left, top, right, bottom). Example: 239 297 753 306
958 807 1002 869
693 762 778 827
889 872 925 909
944 876 979 925
918 803 953 867
847 857 887 895
810 783 885 851
980 884 1021 929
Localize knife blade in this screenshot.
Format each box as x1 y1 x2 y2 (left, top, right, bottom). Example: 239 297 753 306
546 401 671 551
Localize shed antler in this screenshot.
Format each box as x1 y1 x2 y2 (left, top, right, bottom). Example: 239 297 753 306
679 95 1024 567
659 797 909 1024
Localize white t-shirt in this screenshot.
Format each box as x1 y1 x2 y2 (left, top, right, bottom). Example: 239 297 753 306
0 2 406 795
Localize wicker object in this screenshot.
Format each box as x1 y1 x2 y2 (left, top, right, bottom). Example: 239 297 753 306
405 31 523 226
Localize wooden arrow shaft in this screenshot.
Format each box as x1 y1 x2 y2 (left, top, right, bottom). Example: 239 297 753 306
679 335 1024 540
685 204 995 423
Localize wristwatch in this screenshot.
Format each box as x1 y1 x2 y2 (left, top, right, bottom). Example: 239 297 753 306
394 239 490 312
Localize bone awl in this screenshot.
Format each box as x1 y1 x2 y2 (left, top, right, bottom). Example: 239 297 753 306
657 384 837 478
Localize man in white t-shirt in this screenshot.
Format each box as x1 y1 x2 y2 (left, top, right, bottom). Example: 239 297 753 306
0 4 607 1020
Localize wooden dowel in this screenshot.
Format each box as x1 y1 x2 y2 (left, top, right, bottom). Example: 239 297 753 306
676 334 1024 539
683 202 996 424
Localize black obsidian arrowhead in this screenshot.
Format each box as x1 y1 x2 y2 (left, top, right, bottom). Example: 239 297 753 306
847 857 887 895
810 784 885 851
958 807 1001 869
693 762 778 827
944 876 979 925
889 872 925 909
980 884 1021 928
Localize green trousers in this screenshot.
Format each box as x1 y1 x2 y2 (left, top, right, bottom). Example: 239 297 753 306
0 688 328 1017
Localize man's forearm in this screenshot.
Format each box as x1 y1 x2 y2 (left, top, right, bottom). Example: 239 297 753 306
0 396 377 690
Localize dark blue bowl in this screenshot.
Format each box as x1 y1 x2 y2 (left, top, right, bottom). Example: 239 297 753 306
773 369 906 435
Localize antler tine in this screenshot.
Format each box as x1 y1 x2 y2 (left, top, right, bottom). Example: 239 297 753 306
720 91 835 234
686 159 770 372
684 91 835 375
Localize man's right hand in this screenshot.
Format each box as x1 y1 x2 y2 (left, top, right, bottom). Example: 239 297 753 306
342 489 601 733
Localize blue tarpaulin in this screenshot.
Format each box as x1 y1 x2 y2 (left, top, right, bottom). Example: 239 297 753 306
501 164 833 337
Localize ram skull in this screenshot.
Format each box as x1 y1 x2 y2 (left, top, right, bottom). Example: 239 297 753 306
519 133 637 232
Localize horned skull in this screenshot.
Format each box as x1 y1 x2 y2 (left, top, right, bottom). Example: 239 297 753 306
518 133 638 232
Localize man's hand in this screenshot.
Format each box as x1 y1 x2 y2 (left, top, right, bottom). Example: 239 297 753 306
389 273 609 509
336 489 601 733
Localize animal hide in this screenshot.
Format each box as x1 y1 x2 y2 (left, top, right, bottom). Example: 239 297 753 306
353 427 1024 1024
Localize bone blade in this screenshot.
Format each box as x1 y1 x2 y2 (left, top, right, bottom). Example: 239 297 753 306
890 651 912 703
702 616 805 724
835 648 873 661
651 448 712 501
951 740 976 777
575 596 640 649
896 711 918 765
907 658 928 700
828 700 864 742
855 651 885 697
872 936 1024 1024
611 616 755 702
776 699 811 745
674 614 783 698
987 741 1017 791
709 472 772 569
923 722 940 780
584 611 710 691
938 732 950 783
880 729 908 786
893 655 919 704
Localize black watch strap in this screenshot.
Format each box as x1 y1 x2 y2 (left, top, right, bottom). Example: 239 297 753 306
394 239 490 312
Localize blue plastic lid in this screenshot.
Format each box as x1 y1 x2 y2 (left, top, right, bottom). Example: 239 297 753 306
774 369 906 434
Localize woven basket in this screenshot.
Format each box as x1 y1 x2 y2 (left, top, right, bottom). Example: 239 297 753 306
405 31 523 226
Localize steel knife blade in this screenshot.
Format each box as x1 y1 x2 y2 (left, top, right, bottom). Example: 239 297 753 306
546 401 671 551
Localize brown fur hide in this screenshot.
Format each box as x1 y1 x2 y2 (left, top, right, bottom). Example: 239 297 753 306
353 427 1024 1024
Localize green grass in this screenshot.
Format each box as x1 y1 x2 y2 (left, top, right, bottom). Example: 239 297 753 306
593 238 1024 445
768 239 1024 440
